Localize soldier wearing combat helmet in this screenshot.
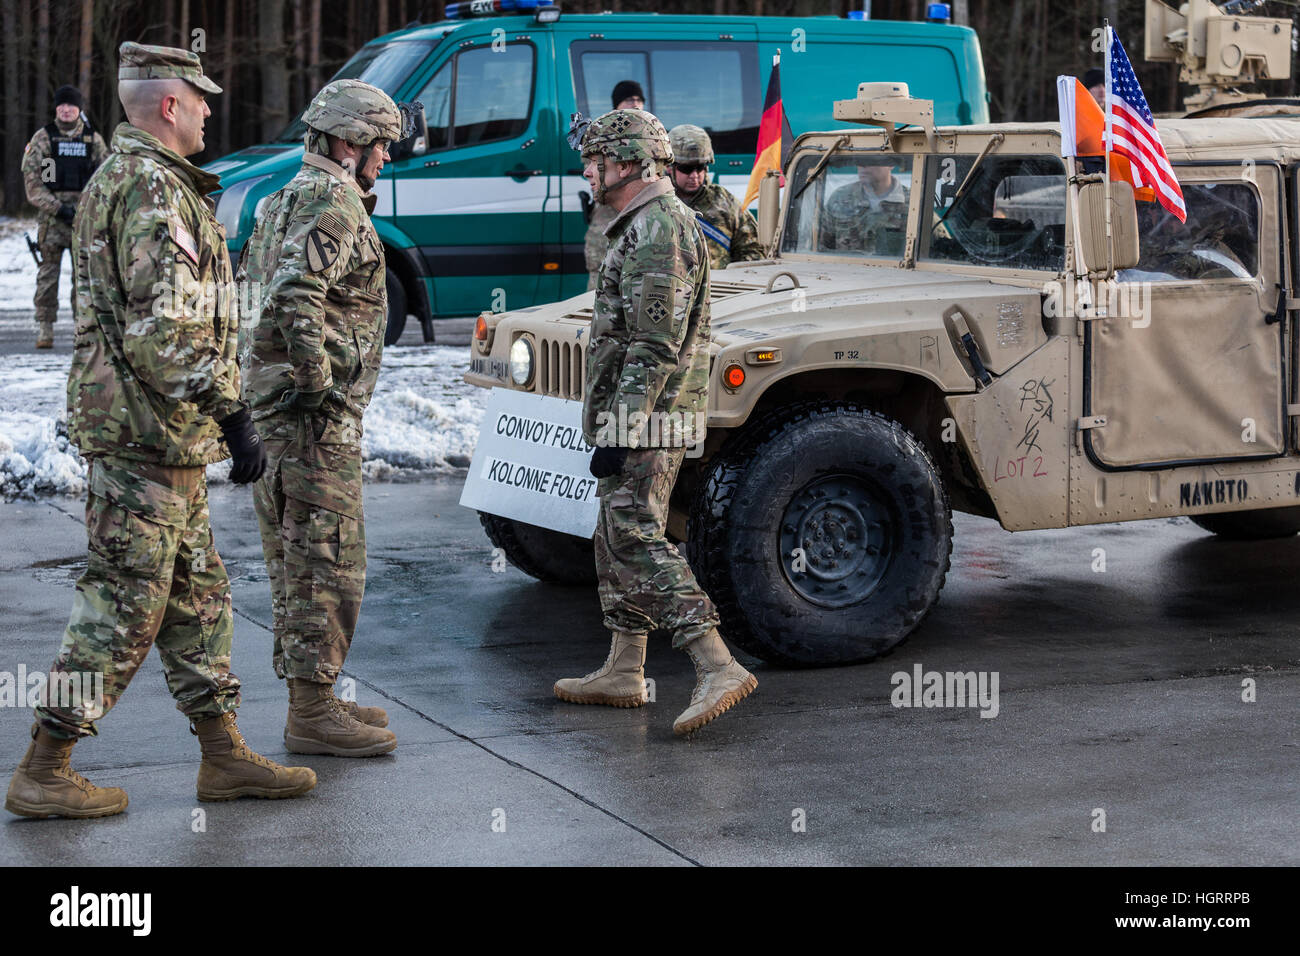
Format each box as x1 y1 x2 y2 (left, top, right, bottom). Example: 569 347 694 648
6 42 314 821
239 79 420 757
553 109 758 736
667 124 764 271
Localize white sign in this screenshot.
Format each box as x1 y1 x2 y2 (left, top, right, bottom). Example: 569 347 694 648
459 388 599 537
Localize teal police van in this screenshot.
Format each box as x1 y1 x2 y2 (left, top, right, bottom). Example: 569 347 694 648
206 1 988 344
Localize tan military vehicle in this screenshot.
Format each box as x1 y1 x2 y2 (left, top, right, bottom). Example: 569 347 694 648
465 79 1300 667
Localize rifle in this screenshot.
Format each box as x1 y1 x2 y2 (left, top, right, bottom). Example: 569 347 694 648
25 234 41 266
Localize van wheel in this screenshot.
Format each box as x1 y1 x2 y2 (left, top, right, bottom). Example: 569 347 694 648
1190 507 1300 540
384 267 407 346
478 513 597 585
686 403 952 667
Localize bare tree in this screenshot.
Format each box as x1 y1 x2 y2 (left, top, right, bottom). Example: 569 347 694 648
261 0 290 140
78 0 94 94
2 0 22 214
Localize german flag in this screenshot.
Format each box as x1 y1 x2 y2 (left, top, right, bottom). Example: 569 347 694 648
743 54 793 208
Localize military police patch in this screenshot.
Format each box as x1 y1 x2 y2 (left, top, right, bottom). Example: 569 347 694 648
306 209 347 273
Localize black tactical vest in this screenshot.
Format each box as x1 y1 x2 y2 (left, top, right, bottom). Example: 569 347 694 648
44 120 97 192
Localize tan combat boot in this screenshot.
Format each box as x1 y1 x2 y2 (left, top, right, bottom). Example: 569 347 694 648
285 679 397 757
35 319 54 349
673 629 757 736
5 724 128 819
193 711 317 801
553 631 649 707
328 685 388 727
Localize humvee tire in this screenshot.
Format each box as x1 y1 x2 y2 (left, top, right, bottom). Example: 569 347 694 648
477 513 597 584
1190 507 1300 540
687 403 952 667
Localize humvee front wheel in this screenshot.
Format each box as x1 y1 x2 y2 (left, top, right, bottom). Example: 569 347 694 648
478 513 597 585
1190 507 1300 540
686 403 952 667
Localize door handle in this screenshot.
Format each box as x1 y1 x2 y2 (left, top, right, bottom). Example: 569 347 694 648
506 168 543 179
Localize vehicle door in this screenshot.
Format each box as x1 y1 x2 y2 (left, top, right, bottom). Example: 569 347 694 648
1083 165 1286 470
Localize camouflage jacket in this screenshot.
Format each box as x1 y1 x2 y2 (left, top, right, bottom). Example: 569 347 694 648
67 124 241 467
583 177 710 450
239 152 386 442
21 117 109 221
822 176 909 256
680 182 764 271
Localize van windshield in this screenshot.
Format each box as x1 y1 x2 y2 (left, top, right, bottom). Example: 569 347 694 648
275 40 435 143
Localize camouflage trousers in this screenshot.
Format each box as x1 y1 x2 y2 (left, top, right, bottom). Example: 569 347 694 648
36 456 240 739
253 429 366 684
594 448 719 648
34 216 74 325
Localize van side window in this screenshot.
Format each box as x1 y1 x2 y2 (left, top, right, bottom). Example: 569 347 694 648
414 42 535 151
1120 183 1259 282
571 41 759 154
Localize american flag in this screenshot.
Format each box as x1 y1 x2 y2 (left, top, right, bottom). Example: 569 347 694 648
1106 26 1186 222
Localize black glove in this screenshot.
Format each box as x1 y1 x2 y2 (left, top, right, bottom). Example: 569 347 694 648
56 204 76 224
589 445 629 479
218 407 267 485
273 388 328 413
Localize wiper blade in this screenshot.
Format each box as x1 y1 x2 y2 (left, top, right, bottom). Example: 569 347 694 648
792 135 850 200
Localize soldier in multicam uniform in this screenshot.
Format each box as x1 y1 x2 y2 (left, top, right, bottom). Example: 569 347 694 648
667 124 765 271
585 81 648 291
822 155 910 255
21 85 109 349
239 80 417 758
554 109 758 736
5 43 316 820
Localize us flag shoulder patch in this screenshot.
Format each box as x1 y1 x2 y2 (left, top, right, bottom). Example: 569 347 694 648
169 217 199 265
306 209 347 273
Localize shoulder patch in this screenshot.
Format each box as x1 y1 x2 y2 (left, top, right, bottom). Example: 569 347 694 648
306 209 347 273
169 216 199 265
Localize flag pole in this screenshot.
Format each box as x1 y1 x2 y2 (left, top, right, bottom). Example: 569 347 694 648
1103 19 1114 278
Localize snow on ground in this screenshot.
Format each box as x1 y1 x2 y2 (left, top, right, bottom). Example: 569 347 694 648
0 344 486 499
0 217 72 312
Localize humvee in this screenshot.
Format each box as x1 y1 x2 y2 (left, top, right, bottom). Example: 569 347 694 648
463 81 1300 667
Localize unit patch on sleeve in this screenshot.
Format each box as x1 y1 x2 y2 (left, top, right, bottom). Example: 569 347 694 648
306 209 347 273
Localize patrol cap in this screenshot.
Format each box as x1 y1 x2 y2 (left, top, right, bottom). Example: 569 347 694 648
118 42 222 94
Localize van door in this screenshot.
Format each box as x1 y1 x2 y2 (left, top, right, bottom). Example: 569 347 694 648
1082 166 1287 470
389 33 553 318
556 26 760 298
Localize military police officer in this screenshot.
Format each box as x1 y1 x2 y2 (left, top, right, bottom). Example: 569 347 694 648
554 109 757 736
21 84 108 349
240 80 414 758
667 124 765 271
5 43 315 820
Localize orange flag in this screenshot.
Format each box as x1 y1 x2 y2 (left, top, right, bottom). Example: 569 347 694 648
1056 75 1154 203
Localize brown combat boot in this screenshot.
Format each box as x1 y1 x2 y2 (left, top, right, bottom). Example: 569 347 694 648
553 631 649 707
328 685 388 727
285 679 397 757
193 711 316 801
672 629 757 736
35 319 54 349
5 724 128 819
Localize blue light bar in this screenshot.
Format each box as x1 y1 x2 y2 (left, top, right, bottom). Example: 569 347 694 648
445 0 554 19
926 2 951 22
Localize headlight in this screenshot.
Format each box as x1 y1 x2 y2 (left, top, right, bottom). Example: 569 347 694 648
509 336 535 387
214 174 271 238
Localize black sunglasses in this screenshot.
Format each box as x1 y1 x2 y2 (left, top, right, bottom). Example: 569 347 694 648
675 163 708 175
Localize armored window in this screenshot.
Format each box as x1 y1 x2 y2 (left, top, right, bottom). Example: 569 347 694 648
920 154 1067 272
571 41 759 155
1120 182 1259 282
780 151 913 259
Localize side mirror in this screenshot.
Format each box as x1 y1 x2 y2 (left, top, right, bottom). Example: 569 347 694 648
1076 180 1139 276
757 169 781 253
389 104 428 161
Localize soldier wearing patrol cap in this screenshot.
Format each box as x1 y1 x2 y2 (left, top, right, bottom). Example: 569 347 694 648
667 124 764 271
21 84 109 349
5 43 316 820
239 80 420 758
553 109 758 736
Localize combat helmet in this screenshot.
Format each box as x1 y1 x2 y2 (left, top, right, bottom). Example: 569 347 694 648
302 79 404 146
579 109 673 165
668 124 714 166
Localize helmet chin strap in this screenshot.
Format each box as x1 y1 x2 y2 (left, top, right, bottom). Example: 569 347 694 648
593 157 648 204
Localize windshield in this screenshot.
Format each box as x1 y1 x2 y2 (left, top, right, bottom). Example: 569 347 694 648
921 154 1067 271
781 152 913 258
275 40 435 143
